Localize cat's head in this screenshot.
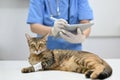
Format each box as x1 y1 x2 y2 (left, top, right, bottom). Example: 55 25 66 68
25 33 49 54
25 33 53 65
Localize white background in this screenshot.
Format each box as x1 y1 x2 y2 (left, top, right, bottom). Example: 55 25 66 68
90 0 120 36
0 59 119 80
0 0 120 60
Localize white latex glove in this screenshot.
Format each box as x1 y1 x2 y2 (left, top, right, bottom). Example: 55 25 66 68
51 19 68 37
59 28 86 44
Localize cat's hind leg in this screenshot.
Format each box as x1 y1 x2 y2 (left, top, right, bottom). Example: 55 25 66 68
83 58 105 79
88 65 105 79
85 70 94 78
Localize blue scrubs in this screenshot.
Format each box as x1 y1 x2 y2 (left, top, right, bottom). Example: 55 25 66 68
27 0 93 50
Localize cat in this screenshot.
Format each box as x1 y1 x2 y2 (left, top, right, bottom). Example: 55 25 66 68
21 33 112 79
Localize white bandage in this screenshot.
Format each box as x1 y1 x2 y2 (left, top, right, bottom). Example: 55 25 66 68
33 62 42 71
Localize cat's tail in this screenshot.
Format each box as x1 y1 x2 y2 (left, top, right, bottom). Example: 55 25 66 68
97 61 112 79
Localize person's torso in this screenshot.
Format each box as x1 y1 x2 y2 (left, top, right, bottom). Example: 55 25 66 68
43 0 80 26
38 0 82 50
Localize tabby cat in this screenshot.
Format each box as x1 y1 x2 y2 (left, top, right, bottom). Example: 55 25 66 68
21 33 112 79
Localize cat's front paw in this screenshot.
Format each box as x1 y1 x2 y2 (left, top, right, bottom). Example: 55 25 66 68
21 67 35 73
41 62 47 68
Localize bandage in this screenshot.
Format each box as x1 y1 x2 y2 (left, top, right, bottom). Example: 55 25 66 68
33 62 42 71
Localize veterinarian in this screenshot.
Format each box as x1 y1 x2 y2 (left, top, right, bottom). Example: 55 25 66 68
27 0 93 50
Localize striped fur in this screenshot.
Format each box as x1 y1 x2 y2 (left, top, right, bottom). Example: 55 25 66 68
21 34 112 79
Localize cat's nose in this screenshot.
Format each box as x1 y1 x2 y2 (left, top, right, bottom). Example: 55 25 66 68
35 47 39 51
36 49 38 51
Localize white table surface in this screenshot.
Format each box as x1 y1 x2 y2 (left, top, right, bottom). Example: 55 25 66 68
0 59 119 80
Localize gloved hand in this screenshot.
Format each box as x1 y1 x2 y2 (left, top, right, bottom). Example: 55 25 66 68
51 19 68 37
59 28 86 44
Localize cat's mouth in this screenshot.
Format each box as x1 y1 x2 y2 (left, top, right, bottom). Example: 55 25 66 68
34 51 42 54
34 49 46 54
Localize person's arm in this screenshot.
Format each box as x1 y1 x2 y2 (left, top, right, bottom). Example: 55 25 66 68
78 0 93 38
30 19 68 36
30 23 53 36
80 20 91 38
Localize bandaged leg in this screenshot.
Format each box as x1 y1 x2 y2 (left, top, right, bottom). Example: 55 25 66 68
33 62 42 71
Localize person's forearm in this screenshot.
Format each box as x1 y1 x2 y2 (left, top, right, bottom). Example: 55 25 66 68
80 20 91 37
30 24 53 36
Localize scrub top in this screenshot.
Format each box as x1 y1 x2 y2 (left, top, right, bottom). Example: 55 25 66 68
27 0 93 50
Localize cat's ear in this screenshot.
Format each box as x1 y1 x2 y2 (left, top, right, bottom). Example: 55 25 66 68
25 33 31 41
43 33 49 41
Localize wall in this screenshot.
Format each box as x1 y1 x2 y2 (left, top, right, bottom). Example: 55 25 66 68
0 0 34 60
89 0 120 37
0 0 120 60
83 37 120 59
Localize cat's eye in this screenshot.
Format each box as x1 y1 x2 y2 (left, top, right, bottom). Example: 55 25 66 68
39 44 44 47
39 43 46 48
43 57 47 60
30 44 35 48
